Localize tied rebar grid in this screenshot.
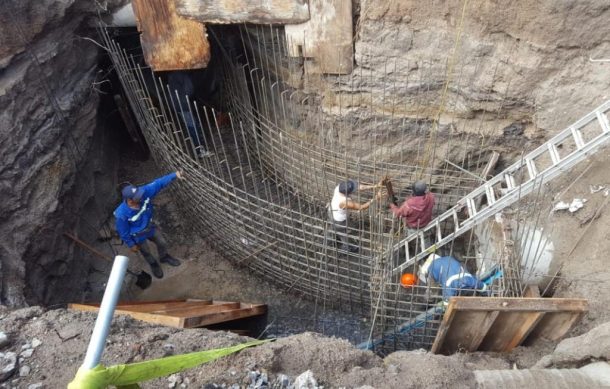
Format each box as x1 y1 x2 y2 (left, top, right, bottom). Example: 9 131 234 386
99 22 532 351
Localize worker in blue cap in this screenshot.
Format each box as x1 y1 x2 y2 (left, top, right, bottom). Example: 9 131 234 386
114 171 184 279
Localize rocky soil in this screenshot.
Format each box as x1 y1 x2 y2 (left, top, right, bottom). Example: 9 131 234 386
0 0 130 307
0 306 608 389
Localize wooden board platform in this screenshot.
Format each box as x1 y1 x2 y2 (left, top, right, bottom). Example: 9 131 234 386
69 299 267 329
431 297 588 354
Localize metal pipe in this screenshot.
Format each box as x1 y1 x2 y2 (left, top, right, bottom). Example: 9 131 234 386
81 255 129 370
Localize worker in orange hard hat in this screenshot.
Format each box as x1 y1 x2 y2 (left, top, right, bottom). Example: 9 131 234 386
400 273 418 288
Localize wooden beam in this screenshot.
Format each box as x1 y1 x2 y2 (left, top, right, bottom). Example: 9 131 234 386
154 302 241 316
131 0 210 71
431 301 457 353
481 151 500 180
175 0 310 24
449 297 588 313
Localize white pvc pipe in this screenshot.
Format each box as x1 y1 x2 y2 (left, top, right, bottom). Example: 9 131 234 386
81 255 129 370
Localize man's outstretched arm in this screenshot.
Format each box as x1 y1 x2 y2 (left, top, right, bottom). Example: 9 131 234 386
143 170 184 197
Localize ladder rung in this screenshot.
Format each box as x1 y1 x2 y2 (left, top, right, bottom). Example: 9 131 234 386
452 209 459 232
571 127 585 149
466 198 477 217
505 174 516 190
596 111 610 133
525 158 538 180
547 143 561 165
436 220 442 243
484 184 496 206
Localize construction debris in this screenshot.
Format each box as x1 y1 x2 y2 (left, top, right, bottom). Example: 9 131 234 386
554 198 587 213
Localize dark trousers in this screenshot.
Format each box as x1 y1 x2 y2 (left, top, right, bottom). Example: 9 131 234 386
138 229 169 265
326 208 353 249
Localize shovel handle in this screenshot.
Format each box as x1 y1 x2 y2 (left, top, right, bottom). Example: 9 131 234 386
63 232 138 276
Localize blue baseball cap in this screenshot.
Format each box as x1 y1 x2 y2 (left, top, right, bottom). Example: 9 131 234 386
122 184 144 201
338 180 357 195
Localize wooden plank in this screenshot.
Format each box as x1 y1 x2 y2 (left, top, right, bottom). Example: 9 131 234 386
115 310 183 327
68 303 104 313
479 311 544 351
152 302 241 316
131 0 210 71
70 300 267 329
449 297 588 313
285 0 353 74
524 285 541 298
437 310 499 354
526 311 584 342
182 305 267 328
113 301 210 313
481 151 500 180
176 0 310 24
430 300 457 353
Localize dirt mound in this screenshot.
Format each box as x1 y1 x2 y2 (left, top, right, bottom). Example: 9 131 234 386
0 306 511 388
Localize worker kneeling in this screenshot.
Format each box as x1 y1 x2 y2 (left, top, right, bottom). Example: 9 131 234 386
418 254 489 302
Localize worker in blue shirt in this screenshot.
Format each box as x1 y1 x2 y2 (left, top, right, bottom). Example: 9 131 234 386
418 254 489 302
114 171 184 279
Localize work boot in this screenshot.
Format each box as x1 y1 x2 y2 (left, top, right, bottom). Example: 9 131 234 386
160 254 181 267
149 262 164 279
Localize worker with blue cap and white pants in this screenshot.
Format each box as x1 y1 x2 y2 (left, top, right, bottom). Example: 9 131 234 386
418 254 489 302
114 171 184 279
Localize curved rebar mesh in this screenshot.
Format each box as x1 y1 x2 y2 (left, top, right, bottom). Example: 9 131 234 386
99 25 516 350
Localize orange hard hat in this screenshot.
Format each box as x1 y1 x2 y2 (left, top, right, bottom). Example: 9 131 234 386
400 273 418 288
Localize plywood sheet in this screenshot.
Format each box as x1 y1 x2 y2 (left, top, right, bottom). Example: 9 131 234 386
131 0 210 71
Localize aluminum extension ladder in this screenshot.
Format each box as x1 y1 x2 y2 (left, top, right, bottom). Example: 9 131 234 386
391 99 610 274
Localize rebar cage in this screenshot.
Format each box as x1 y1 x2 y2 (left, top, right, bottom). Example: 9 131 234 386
99 23 536 351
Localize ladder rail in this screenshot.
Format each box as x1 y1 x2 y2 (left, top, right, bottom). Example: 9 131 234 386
390 100 610 274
